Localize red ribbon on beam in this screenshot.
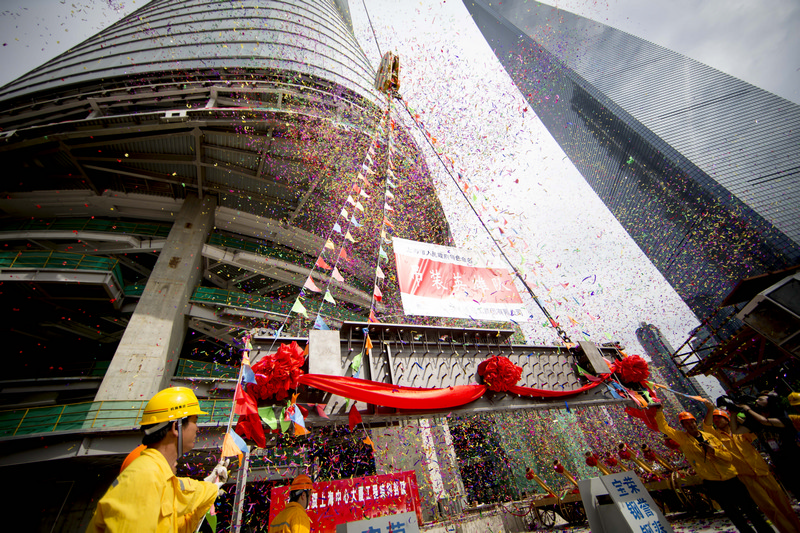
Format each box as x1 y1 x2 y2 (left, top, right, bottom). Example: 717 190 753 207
297 373 609 410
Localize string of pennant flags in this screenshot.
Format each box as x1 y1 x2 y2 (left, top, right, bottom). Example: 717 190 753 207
283 98 402 331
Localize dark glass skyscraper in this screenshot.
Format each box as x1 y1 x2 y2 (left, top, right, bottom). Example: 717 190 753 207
463 0 800 341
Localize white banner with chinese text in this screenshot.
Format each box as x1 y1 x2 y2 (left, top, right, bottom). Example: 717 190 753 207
392 237 529 322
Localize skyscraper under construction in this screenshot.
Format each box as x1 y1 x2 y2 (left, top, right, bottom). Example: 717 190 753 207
0 1 450 529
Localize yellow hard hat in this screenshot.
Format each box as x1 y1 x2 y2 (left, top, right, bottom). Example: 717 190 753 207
788 392 800 406
290 474 313 491
140 387 207 426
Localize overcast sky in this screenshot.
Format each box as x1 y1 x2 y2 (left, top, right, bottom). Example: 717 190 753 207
3 0 788 397
1 1 798 104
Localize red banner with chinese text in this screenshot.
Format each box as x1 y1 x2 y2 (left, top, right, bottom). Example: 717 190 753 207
268 471 422 532
392 237 528 322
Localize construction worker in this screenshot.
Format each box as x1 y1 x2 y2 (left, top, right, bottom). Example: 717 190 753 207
653 405 772 533
701 399 800 533
87 387 229 532
269 474 314 533
737 390 800 500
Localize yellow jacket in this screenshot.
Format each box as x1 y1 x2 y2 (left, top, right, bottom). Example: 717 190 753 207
269 502 311 533
704 426 770 477
87 448 218 533
655 410 737 481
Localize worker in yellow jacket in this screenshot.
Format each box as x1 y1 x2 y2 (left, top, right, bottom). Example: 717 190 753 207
701 399 800 533
87 387 229 532
269 474 314 533
654 405 772 533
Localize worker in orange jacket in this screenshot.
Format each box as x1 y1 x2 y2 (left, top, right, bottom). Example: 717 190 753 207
654 405 772 533
702 399 800 533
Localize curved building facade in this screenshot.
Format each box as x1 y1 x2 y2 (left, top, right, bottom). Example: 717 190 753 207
0 3 451 528
464 0 800 344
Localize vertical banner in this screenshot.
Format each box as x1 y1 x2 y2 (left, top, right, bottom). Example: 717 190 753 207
269 471 422 533
392 237 528 321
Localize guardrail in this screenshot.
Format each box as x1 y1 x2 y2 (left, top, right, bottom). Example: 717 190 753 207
0 250 124 286
190 286 365 322
0 218 171 237
0 399 233 438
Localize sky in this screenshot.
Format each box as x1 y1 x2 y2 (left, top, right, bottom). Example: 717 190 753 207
2 0 792 397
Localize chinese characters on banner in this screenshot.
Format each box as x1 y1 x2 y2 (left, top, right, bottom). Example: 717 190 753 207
392 237 528 322
269 471 422 533
601 472 673 533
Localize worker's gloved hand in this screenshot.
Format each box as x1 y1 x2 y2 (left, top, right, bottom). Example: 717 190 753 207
204 458 230 484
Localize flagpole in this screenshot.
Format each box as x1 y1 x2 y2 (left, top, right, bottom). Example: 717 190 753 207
223 333 251 454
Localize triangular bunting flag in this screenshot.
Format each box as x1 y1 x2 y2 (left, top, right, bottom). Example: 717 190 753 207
376 265 385 279
315 257 332 270
323 290 336 304
357 172 369 184
338 248 349 260
369 309 378 323
332 223 342 233
385 189 395 199
354 201 365 212
258 406 278 430
359 189 370 199
222 430 248 467
350 216 362 228
303 277 321 292
241 352 256 389
314 403 330 419
345 231 356 243
289 404 306 428
384 202 395 212
346 195 356 206
331 268 344 283
205 508 217 532
365 335 373 352
379 247 388 260
313 315 330 330
363 436 376 453
340 207 349 218
383 217 394 229
291 299 309 318
387 168 396 178
387 178 397 189
351 350 363 374
294 423 310 436
348 403 362 431
324 239 335 250
373 284 383 302
365 153 374 166
280 419 292 433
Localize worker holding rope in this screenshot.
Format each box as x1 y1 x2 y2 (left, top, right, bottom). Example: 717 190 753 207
87 387 229 532
701 398 800 533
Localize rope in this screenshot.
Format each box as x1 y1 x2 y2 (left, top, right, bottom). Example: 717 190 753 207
361 0 383 61
396 96 573 345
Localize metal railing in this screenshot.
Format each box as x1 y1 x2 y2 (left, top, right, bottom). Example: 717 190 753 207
190 286 365 321
0 251 124 285
175 359 238 379
0 218 171 237
0 399 233 438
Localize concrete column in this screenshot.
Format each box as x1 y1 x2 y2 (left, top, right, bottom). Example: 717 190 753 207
95 194 216 401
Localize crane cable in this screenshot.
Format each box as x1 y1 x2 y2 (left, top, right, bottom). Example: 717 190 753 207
396 95 574 346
